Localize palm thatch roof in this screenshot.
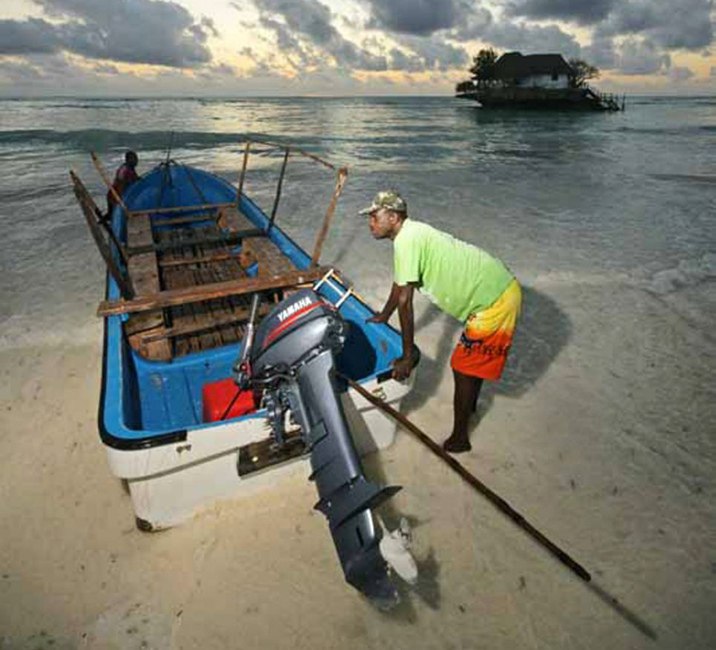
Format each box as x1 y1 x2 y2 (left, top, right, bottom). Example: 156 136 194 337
492 53 572 80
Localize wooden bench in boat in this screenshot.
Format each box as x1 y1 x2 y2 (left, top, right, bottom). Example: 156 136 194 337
111 205 327 360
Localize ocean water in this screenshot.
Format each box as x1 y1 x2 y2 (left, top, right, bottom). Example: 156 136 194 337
0 96 714 350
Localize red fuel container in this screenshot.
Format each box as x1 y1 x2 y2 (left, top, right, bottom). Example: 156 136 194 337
202 377 257 422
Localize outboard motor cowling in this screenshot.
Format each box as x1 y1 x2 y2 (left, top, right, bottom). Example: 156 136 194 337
244 288 401 607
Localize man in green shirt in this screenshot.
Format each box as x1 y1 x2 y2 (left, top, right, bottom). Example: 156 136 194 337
362 190 521 453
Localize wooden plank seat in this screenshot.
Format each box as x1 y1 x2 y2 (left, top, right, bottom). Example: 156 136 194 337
222 205 297 277
159 226 258 357
125 214 172 360
120 206 312 360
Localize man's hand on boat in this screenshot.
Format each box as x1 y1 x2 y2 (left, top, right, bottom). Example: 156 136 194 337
391 347 420 380
366 312 390 324
391 355 413 380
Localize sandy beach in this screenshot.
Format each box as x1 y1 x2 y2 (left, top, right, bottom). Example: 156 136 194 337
2 259 715 649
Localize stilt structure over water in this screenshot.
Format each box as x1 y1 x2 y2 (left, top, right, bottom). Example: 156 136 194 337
456 52 624 112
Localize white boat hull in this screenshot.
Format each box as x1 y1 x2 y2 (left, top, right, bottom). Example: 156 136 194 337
105 375 413 530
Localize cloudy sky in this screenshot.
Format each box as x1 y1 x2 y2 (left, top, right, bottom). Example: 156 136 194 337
1 0 715 96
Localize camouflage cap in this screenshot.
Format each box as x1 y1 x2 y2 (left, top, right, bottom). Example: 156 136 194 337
359 190 407 215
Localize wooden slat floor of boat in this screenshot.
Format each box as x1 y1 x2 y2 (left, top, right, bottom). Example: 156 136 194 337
223 206 297 277
125 215 171 360
159 227 244 357
126 206 301 359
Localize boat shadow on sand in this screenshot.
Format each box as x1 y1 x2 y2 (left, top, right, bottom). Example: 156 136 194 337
359 286 571 619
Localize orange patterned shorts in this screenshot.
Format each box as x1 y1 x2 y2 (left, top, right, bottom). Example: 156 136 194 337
450 280 521 381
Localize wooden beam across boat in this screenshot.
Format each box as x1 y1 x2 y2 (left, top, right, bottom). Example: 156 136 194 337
138 302 274 343
128 202 237 217
127 228 265 256
97 267 330 316
147 213 221 228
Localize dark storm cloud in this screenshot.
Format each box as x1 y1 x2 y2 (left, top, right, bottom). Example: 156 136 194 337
252 0 474 74
391 36 468 71
199 17 220 39
506 0 713 49
0 0 214 67
447 5 581 59
0 18 62 55
582 36 692 76
387 48 424 72
580 37 618 69
364 0 465 36
506 0 617 25
480 21 581 58
251 0 387 71
596 0 713 51
614 38 670 75
450 7 493 42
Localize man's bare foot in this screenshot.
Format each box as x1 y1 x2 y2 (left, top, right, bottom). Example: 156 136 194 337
442 435 471 453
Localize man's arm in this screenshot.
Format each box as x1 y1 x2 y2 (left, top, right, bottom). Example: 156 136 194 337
393 283 417 380
366 282 402 324
366 282 417 379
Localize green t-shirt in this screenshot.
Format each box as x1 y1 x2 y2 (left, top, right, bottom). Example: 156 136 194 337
393 219 513 321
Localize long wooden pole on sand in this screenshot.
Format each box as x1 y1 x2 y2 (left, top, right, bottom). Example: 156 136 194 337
343 375 591 583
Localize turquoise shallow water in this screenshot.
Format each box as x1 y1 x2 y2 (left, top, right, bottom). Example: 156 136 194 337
0 96 714 349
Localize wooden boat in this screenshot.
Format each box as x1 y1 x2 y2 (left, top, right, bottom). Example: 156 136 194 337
70 142 415 533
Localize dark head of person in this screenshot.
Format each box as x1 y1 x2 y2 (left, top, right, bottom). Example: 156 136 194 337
125 150 139 169
360 190 408 241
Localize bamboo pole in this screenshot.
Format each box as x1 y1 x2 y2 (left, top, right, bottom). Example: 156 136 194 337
70 170 134 299
90 151 128 215
238 140 251 204
95 207 129 265
343 376 592 584
268 146 290 232
310 167 348 267
239 139 336 171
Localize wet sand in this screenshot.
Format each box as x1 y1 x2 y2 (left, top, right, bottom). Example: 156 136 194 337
1 272 715 650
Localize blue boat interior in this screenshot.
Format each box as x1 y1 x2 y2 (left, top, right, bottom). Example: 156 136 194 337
102 163 404 442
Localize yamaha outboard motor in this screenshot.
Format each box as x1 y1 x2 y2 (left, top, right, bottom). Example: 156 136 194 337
237 288 401 608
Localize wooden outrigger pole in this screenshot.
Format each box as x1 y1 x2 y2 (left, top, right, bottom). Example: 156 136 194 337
311 167 348 267
269 146 290 232
90 151 129 215
70 170 134 299
238 140 251 204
